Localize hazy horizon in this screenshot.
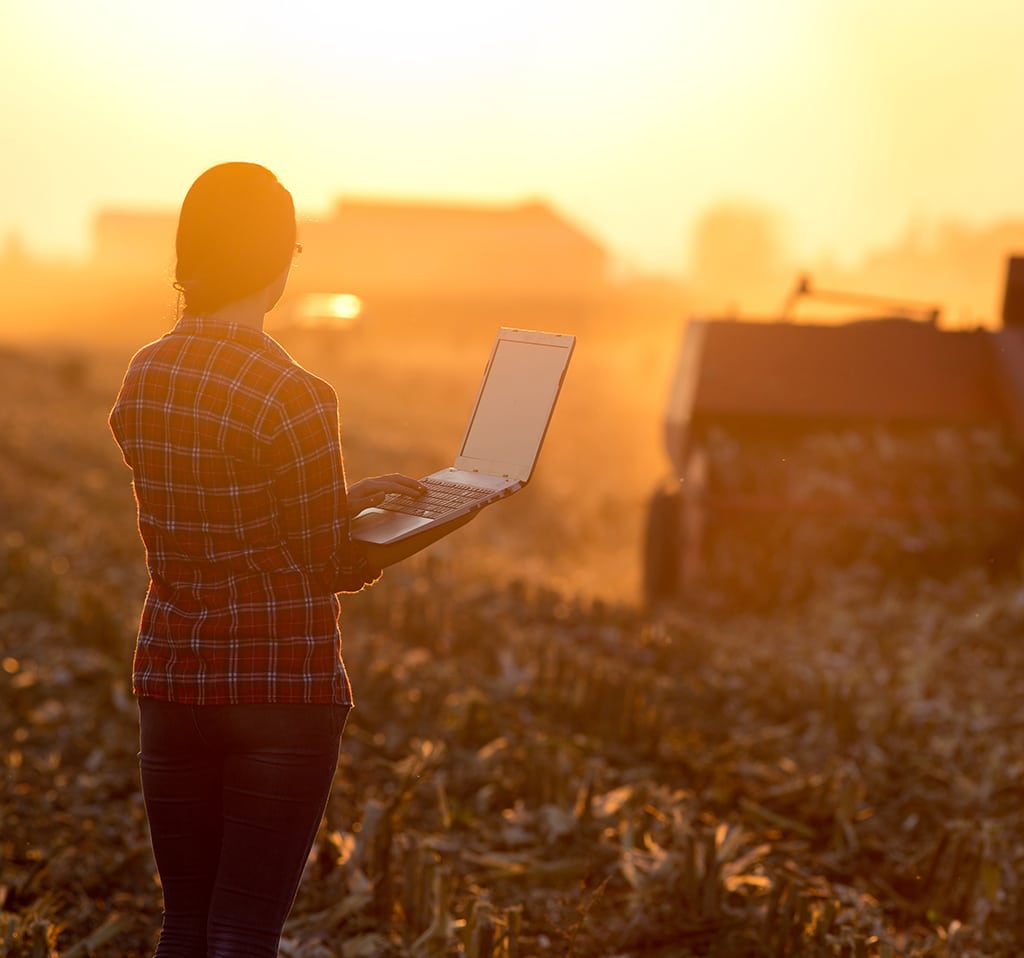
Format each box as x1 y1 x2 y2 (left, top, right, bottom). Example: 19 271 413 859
5 1 1024 280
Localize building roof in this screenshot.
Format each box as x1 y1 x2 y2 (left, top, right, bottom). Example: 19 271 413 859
327 196 605 254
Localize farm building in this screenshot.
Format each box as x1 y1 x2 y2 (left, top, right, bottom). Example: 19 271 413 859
90 197 608 306
299 197 607 303
92 210 178 275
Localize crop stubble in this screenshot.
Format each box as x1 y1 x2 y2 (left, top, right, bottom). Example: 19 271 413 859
1 333 1023 956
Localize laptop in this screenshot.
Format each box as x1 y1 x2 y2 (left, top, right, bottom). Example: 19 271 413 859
351 327 575 562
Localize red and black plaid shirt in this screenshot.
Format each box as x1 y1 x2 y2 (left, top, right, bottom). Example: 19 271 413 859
109 316 377 705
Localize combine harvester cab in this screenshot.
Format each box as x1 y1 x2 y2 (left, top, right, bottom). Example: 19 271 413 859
644 261 1024 609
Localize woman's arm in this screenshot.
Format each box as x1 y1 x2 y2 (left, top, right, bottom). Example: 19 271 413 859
265 375 384 592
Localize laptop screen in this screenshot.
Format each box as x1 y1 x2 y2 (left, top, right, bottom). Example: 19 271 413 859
455 330 574 481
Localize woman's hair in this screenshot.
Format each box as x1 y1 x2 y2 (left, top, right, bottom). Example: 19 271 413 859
175 162 296 314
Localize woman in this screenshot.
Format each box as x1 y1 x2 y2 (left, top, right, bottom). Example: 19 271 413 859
109 162 423 957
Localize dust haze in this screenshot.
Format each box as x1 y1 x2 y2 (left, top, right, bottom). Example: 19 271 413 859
1 196 1021 602
9 196 1024 955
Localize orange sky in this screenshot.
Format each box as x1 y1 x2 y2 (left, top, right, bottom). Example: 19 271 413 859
4 0 1024 276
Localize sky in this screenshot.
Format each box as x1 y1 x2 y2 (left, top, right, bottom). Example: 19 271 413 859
3 0 1024 276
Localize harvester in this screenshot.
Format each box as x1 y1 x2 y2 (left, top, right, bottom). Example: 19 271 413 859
644 259 1024 608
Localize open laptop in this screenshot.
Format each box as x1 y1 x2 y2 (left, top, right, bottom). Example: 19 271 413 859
351 327 575 560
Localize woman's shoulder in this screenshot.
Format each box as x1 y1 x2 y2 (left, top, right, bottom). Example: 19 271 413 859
258 340 337 408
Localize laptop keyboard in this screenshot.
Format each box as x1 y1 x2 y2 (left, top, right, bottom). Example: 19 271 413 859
380 477 497 519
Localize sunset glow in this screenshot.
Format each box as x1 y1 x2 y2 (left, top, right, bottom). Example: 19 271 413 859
4 0 1024 283
7 10 1024 952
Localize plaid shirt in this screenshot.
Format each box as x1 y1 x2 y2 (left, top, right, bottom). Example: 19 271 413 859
109 316 377 705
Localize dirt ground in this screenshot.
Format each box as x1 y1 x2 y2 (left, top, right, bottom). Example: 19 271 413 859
3 295 1024 956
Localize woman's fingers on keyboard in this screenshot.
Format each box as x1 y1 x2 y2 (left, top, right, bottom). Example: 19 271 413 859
353 475 427 498
383 474 428 495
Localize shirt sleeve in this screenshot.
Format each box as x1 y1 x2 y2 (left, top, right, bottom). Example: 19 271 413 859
263 372 381 594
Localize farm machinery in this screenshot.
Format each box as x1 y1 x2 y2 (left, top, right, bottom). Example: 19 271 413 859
644 260 1024 607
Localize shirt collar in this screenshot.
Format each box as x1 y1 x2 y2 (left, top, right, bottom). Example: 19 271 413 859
173 314 270 349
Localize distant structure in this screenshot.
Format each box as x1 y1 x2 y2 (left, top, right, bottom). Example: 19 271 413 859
90 197 608 304
92 210 177 275
300 197 606 302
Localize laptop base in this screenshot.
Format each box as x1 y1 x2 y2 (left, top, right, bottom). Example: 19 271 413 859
356 510 479 569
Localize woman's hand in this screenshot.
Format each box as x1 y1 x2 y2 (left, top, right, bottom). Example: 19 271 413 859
347 474 427 517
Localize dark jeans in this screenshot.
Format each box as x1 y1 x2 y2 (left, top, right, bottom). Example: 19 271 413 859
138 698 350 958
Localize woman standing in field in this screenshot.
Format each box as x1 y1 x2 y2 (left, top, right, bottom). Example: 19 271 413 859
109 162 423 957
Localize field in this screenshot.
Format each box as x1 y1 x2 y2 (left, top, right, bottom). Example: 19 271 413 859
3 293 1024 957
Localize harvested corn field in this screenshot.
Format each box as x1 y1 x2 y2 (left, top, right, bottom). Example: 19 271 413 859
3 329 1024 957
